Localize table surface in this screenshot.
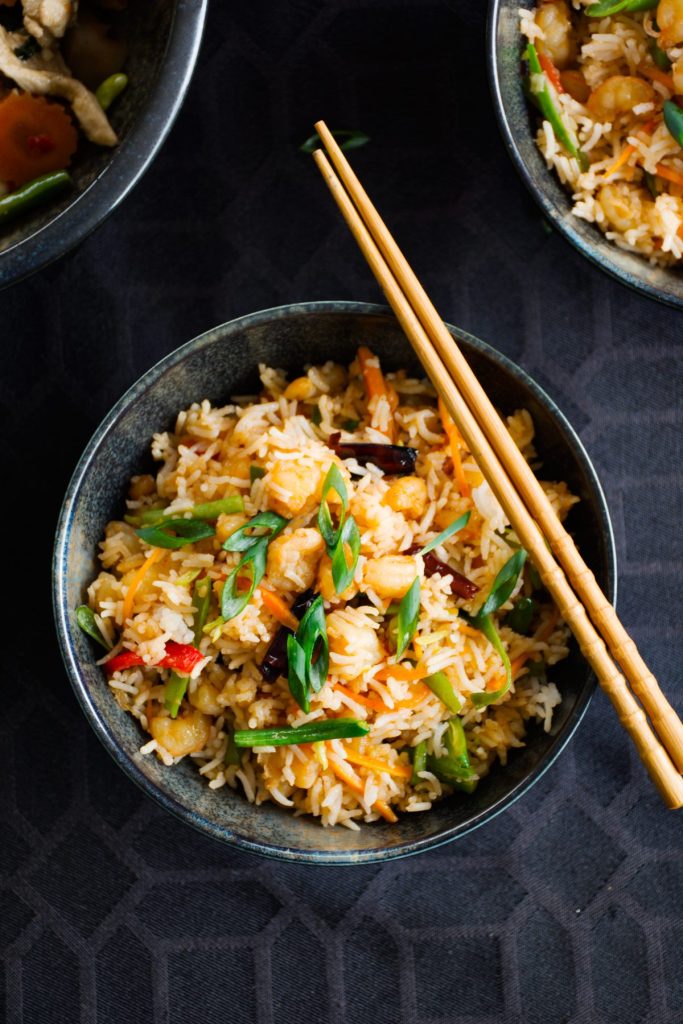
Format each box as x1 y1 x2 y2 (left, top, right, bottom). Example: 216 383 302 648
3 2 682 1021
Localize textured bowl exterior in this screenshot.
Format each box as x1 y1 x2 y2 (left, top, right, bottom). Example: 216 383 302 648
0 0 207 288
488 0 683 309
53 302 616 864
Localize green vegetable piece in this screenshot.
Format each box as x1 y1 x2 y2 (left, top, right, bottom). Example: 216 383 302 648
396 578 421 658
287 634 310 713
164 671 189 718
419 512 470 556
527 563 543 592
651 40 671 71
585 0 629 15
193 576 212 646
136 518 215 549
300 129 370 154
331 514 361 593
96 72 128 111
234 718 370 747
426 755 478 792
176 568 201 587
525 43 588 169
527 658 547 678
189 496 244 520
411 741 427 784
0 170 72 225
224 731 241 766
479 550 527 618
287 596 330 711
644 170 659 199
221 538 268 621
311 404 322 426
223 511 287 552
76 605 111 650
664 100 683 149
427 720 475 787
471 614 512 708
504 596 537 635
342 418 360 432
250 465 266 483
318 463 349 551
424 671 462 713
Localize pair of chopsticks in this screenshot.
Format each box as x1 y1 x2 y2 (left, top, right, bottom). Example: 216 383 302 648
311 120 683 809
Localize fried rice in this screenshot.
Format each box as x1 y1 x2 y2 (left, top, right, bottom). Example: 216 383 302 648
83 350 577 829
520 0 683 264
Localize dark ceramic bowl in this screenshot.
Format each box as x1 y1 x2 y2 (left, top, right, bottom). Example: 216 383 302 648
53 302 616 864
0 0 207 289
488 0 683 309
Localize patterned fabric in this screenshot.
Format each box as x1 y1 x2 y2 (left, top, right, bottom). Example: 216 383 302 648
2 1 681 1021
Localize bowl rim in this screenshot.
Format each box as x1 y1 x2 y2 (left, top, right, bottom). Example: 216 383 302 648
0 0 208 290
486 0 683 311
53 300 617 864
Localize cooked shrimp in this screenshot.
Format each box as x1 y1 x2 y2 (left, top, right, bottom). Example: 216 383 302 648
383 476 428 519
658 0 683 48
363 555 418 599
149 709 211 757
535 1 575 69
266 528 325 591
587 76 655 122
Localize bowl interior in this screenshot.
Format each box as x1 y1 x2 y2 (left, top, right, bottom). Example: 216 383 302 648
0 0 205 285
54 303 616 863
489 0 683 309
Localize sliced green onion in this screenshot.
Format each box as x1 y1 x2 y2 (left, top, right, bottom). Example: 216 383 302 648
193 576 212 645
287 635 310 713
342 418 360 432
331 514 361 593
318 464 348 551
311 404 322 426
471 614 512 708
221 539 267 621
224 731 241 766
96 72 128 111
664 99 683 149
250 465 266 483
651 40 671 71
164 671 189 718
287 596 329 711
136 518 215 549
188 496 245 520
585 0 656 15
479 550 527 618
424 671 462 713
300 129 370 154
418 512 470 556
176 568 201 587
396 578 421 658
234 718 370 747
411 741 427 784
76 605 111 650
426 718 476 788
525 43 588 171
644 170 659 199
223 511 288 553
504 596 537 635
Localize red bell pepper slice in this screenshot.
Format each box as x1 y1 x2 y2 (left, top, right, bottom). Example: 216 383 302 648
158 640 204 675
104 651 146 673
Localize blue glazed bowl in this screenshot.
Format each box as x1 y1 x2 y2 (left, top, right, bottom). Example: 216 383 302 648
0 0 207 289
488 0 683 310
53 302 616 864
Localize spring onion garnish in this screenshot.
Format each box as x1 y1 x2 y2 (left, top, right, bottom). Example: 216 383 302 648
127 495 244 528
318 464 348 550
223 511 287 552
395 578 421 658
664 100 683 149
260 589 316 682
419 512 470 556
524 43 589 172
462 550 527 708
586 0 656 14
176 568 201 587
234 718 370 747
424 671 462 713
411 740 427 784
651 39 671 72
136 518 215 549
220 511 288 621
224 731 241 766
192 576 212 646
427 716 477 792
287 595 329 712
311 405 322 426
332 515 361 593
299 129 370 154
76 606 111 650
250 465 266 483
504 596 536 635
164 672 189 718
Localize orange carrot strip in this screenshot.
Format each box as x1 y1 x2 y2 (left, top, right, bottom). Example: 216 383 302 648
639 65 675 92
357 346 397 440
538 53 564 93
327 754 399 822
655 163 683 187
333 682 388 712
342 746 413 780
438 396 471 498
604 144 636 179
258 587 299 630
375 663 428 682
457 620 484 639
486 653 532 693
122 548 164 624
394 684 432 709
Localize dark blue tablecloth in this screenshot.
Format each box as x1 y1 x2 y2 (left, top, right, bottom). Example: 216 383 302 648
3 1 682 1021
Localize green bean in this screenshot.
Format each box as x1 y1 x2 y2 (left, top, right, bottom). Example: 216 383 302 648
504 596 537 635
424 671 462 713
411 741 427 784
224 731 241 766
234 718 370 747
0 171 72 224
96 73 128 112
193 576 212 646
164 671 189 718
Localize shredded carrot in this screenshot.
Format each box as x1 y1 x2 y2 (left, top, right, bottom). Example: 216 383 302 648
0 93 78 187
438 396 471 498
395 684 432 709
375 663 428 682
486 653 532 693
457 620 484 640
639 64 675 92
122 548 164 624
342 746 413 780
327 754 399 822
655 163 683 188
258 587 299 630
333 682 387 712
604 144 636 179
538 53 564 93
357 346 397 440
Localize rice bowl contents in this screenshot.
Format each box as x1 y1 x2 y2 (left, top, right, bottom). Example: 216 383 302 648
80 348 577 829
520 0 683 264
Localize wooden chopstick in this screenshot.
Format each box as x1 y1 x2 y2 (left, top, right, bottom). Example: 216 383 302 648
314 119 683 779
312 141 683 809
